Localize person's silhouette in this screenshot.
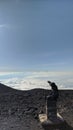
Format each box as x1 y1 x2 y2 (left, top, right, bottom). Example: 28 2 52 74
47 81 59 101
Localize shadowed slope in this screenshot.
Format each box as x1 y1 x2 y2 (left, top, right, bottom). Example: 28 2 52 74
0 83 19 93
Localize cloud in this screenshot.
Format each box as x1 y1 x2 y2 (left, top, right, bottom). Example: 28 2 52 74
0 24 11 29
0 24 7 28
0 72 15 76
0 23 26 30
1 78 49 90
0 24 15 29
0 71 73 90
26 71 73 79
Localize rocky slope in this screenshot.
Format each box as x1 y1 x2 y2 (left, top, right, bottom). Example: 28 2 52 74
0 83 73 130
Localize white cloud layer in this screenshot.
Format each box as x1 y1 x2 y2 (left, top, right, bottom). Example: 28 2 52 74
0 71 73 90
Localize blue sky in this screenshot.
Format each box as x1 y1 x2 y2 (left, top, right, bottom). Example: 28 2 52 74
0 0 73 71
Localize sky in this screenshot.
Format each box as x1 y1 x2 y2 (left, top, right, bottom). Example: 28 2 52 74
0 0 73 71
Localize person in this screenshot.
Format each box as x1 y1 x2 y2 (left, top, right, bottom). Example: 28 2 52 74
47 81 59 101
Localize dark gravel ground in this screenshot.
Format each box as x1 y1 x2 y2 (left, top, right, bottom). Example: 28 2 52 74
0 83 73 130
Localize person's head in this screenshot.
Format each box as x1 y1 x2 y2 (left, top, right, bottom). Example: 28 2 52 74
48 81 56 89
51 82 58 90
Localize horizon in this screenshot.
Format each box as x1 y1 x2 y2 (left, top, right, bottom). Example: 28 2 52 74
0 71 73 90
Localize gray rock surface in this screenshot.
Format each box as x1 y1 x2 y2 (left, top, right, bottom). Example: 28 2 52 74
0 83 73 130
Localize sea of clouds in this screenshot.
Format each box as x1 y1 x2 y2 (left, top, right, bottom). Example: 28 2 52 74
0 71 73 90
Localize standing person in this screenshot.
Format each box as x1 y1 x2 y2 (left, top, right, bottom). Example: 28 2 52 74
47 81 59 101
